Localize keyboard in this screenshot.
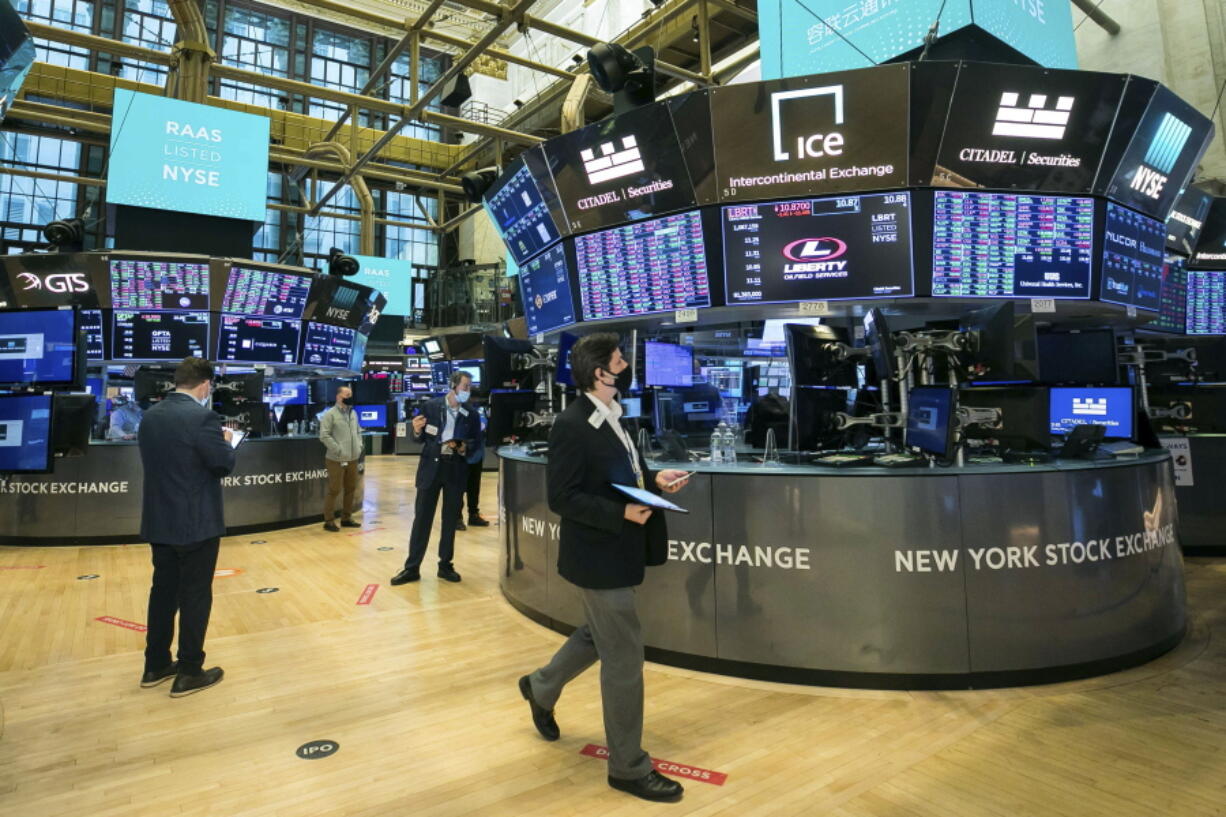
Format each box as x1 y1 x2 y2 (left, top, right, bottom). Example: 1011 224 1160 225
1100 441 1144 456
874 453 925 467
813 453 874 467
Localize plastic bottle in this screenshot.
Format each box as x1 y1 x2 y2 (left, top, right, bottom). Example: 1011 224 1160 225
724 426 738 464
710 427 725 465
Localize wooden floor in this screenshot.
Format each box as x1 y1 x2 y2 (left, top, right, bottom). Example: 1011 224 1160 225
1 456 1225 816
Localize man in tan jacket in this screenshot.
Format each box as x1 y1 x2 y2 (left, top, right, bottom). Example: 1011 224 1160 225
319 385 364 531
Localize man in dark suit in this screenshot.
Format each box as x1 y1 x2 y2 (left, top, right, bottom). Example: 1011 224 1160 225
137 357 236 698
391 370 480 585
517 333 691 803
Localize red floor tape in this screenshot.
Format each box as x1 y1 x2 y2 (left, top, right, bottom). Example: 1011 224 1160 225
95 616 147 632
579 744 728 786
357 584 379 605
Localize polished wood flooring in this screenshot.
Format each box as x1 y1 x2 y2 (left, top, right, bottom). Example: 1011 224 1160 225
1 455 1225 816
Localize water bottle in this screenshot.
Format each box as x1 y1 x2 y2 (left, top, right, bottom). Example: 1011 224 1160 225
710 428 724 465
723 426 738 464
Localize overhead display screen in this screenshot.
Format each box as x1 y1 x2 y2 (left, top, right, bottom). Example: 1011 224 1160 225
932 191 1094 299
1101 201 1166 311
1 253 104 308
216 315 301 364
1166 187 1212 256
1099 84 1213 221
349 254 411 317
1186 270 1226 335
544 102 695 233
111 257 210 311
107 89 270 222
710 65 909 203
484 151 563 265
302 276 386 331
1191 197 1226 268
723 192 913 304
574 211 711 321
931 64 1125 193
0 308 77 385
518 244 577 336
221 265 311 318
81 308 105 360
1151 256 1189 334
301 321 357 368
111 310 209 360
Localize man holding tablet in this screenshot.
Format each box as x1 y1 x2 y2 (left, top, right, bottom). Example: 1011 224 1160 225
516 333 691 803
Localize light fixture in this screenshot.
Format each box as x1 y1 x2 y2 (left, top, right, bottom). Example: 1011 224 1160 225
586 42 657 114
460 166 499 204
691 16 700 42
327 247 359 277
513 99 524 108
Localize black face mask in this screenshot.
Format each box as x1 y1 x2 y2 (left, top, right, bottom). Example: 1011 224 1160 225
342 396 355 406
599 366 634 395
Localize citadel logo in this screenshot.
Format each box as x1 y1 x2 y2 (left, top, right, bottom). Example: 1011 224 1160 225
1073 398 1108 417
581 136 644 185
16 271 90 294
992 91 1074 140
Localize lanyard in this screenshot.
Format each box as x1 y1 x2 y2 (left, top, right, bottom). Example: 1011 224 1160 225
610 419 644 490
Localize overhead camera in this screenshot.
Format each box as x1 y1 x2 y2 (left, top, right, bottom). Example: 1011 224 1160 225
43 217 85 252
327 246 360 277
460 166 499 204
586 42 657 114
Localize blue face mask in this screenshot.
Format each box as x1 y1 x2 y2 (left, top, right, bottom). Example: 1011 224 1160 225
197 395 211 409
455 390 470 404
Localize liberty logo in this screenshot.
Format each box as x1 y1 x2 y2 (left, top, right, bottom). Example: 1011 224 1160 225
771 86 844 162
1072 398 1108 417
992 92 1074 140
1131 112 1192 200
581 136 644 185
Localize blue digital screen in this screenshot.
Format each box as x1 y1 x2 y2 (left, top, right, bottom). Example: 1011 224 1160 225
1186 270 1226 335
484 155 562 265
300 322 356 368
645 341 694 387
111 310 209 361
349 254 412 316
453 359 482 388
1050 386 1134 438
356 404 387 429
519 244 576 335
932 191 1094 298
0 309 77 385
1152 256 1188 334
0 393 53 472
221 265 311 319
905 386 955 457
107 89 270 221
1101 202 1166 311
216 315 301 364
268 381 308 406
81 308 105 360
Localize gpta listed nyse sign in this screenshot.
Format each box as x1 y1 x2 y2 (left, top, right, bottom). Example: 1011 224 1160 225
162 121 224 187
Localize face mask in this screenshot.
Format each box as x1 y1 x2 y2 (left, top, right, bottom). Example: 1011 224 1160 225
455 389 471 404
600 366 634 395
197 395 211 409
342 396 355 406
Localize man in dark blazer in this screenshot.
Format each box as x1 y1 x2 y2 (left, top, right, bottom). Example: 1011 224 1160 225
517 333 691 803
137 357 236 698
391 370 480 585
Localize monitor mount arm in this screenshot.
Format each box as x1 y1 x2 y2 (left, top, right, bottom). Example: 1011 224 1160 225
956 406 1003 430
833 411 904 431
1117 345 1196 367
1147 402 1192 421
894 330 971 356
520 410 556 429
824 342 872 362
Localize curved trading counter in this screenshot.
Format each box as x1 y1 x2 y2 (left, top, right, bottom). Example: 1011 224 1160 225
0 437 331 545
498 448 1187 689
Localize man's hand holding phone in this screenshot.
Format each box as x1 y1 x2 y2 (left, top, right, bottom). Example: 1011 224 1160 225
656 469 692 494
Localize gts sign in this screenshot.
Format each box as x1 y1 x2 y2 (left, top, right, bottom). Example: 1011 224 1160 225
771 86 845 162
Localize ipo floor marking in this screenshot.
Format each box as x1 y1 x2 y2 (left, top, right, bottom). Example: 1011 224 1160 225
579 744 728 786
95 616 147 632
357 584 379 605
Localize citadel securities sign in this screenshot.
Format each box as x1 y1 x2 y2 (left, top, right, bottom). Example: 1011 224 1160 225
107 89 270 222
709 65 909 202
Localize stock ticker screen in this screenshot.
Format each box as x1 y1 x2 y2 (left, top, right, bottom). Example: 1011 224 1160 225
484 154 562 266
723 192 913 304
1101 202 1167 311
1151 256 1189 333
932 191 1094 298
518 244 577 335
221 265 312 319
1186 270 1226 335
574 211 711 321
81 308 105 360
216 315 301 364
110 258 210 310
111 310 209 360
301 321 357 368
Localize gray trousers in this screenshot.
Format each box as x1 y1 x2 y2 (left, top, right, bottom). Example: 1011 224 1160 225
528 586 653 780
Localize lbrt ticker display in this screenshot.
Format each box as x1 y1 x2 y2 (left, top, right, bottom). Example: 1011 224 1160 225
932 191 1094 299
574 211 711 321
221 265 311 318
110 258 210 310
1186 270 1226 335
723 192 913 304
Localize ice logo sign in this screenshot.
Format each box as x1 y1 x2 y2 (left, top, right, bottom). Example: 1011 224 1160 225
581 136 644 185
992 92 1074 140
1132 113 1192 201
1073 398 1108 417
771 86 845 162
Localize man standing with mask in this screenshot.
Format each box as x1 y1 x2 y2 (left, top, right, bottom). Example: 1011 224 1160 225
391 370 479 585
517 333 691 802
319 384 363 532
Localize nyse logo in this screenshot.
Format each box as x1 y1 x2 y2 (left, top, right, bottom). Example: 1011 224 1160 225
581 136 644 185
992 92 1074 140
16 271 90 293
325 306 350 321
771 85 844 162
1131 112 1193 201
1072 398 1108 417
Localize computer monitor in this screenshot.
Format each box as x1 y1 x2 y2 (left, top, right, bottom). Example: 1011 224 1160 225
644 341 694 388
214 400 269 434
621 396 643 419
355 404 387 429
0 392 54 472
216 315 301 365
905 386 956 459
863 308 897 382
0 308 81 387
786 323 855 388
788 387 850 451
52 393 96 457
268 381 308 406
486 390 538 445
1050 386 1134 439
1037 329 1119 385
959 302 1040 381
483 336 533 391
452 359 482 389
214 372 264 403
353 378 391 405
430 360 452 391
555 331 579 387
960 386 1052 452
134 367 176 402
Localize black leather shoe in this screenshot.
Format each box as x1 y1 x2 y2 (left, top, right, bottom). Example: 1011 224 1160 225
170 666 224 698
437 566 462 583
390 568 420 585
468 515 490 527
339 519 360 528
608 770 684 802
140 661 178 688
518 675 559 740
455 518 467 531
323 522 339 532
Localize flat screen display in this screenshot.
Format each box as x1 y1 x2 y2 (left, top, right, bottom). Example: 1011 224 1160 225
1186 270 1226 335
301 321 356 368
710 65 910 202
544 102 696 233
0 393 53 473
1166 187 1212 256
111 310 209 360
81 308 105 360
1101 202 1166 311
644 341 694 387
0 308 77 385
1036 330 1118 384
1192 197 1226 268
724 192 913 305
905 386 955 458
484 152 563 265
1050 386 1134 438
574 210 711 321
303 276 386 330
430 360 452 390
932 191 1094 298
454 360 481 387
1151 256 1189 333
356 404 387 429
268 381 308 406
221 265 311 318
347 254 411 317
216 315 301 364
518 244 576 335
111 257 210 311
2 253 104 308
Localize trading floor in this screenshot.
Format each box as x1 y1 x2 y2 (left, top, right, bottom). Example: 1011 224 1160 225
0 458 1224 817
